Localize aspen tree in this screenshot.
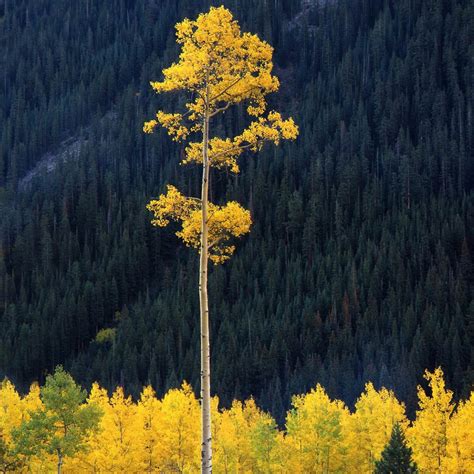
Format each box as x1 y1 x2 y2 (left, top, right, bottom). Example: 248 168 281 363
347 383 408 471
144 7 298 472
12 367 101 474
444 392 474 473
408 368 454 473
283 385 349 473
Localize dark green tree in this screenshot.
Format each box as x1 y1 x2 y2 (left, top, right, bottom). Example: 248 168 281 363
12 366 102 474
374 423 418 474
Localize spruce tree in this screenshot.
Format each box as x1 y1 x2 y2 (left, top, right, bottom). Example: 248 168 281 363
374 423 417 474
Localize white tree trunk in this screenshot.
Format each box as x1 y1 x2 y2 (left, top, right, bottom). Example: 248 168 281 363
200 88 212 473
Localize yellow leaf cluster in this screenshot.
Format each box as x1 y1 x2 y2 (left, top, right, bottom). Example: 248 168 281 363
444 392 474 473
143 111 190 140
408 367 455 473
213 398 281 472
146 185 197 227
149 6 279 118
346 383 408 472
183 112 299 172
283 384 349 473
147 185 252 264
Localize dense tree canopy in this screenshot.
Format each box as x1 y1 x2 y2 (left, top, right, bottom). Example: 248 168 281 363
0 367 472 473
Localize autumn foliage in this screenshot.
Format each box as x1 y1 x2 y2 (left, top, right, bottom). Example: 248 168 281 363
0 367 472 473
145 6 298 264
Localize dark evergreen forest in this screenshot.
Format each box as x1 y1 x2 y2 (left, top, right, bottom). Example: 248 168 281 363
0 0 472 421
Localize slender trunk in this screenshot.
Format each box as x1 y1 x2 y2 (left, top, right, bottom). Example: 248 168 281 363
57 450 63 474
200 84 212 473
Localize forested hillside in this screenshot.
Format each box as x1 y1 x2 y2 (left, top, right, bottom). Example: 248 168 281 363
0 0 473 422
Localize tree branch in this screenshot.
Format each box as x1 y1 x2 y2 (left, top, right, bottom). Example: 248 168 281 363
209 75 245 102
209 101 232 117
209 141 258 161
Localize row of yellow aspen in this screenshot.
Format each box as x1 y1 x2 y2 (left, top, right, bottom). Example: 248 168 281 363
0 367 472 473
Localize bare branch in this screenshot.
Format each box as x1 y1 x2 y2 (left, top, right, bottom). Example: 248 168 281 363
209 102 232 118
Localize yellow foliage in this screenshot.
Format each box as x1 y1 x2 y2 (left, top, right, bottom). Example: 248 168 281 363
183 112 299 173
144 5 298 272
283 384 349 473
144 111 190 140
94 327 116 343
71 384 141 473
136 385 163 473
145 6 298 173
1 370 473 473
408 367 455 473
346 382 408 472
149 6 279 116
147 185 252 264
213 398 280 473
444 392 474 473
154 382 200 472
0 380 23 445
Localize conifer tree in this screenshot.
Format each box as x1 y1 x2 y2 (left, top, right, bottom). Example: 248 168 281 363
374 423 418 474
144 6 298 472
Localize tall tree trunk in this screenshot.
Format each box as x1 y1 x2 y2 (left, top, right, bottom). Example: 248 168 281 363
200 86 212 473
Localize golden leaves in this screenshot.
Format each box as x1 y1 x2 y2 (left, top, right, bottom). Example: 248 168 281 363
181 112 299 172
143 112 189 141
1 370 474 472
144 6 290 124
147 185 251 264
146 185 198 227
144 6 298 264
408 367 455 473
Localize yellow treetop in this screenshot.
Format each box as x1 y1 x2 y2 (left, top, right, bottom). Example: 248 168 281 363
347 382 408 472
283 384 349 473
144 6 298 173
213 398 280 472
147 6 278 116
408 367 455 473
147 185 252 264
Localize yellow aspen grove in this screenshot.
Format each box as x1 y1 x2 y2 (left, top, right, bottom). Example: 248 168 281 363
1 368 473 472
408 367 455 473
144 6 298 472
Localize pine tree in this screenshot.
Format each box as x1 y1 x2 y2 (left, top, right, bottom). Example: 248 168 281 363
375 423 417 474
